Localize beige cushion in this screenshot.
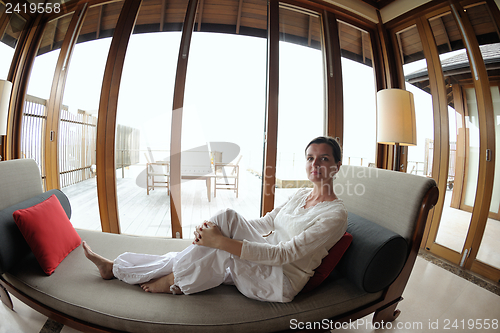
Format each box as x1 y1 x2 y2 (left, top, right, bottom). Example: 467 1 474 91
0 159 43 211
4 229 382 332
336 165 436 242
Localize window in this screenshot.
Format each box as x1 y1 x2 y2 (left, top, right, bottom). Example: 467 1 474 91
61 2 125 231
182 0 267 236
339 20 376 167
275 5 324 203
115 0 188 237
23 14 72 185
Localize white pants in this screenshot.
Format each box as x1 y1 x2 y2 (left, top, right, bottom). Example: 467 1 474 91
112 209 296 302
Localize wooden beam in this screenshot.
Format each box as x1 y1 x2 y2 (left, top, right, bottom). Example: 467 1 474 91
378 11 401 89
416 16 450 254
49 17 58 52
308 15 312 46
0 10 10 39
197 0 204 32
486 0 500 45
44 4 88 191
361 29 366 64
170 0 199 238
488 12 500 47
395 31 404 66
376 10 402 169
160 0 166 32
322 10 343 144
438 17 452 51
6 12 44 161
369 11 390 169
236 0 243 34
96 5 102 39
261 0 279 217
448 0 496 270
450 83 466 210
96 0 142 234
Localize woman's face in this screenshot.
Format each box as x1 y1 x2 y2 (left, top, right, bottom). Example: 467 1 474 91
305 143 341 185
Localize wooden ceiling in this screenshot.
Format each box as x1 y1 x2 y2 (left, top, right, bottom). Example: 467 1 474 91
1 0 499 71
397 2 500 65
1 0 375 66
397 2 500 106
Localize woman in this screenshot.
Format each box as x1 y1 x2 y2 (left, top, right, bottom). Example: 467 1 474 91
83 136 347 303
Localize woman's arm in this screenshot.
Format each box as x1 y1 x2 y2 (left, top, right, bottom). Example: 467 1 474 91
193 201 288 255
246 203 284 234
241 208 347 266
195 206 347 266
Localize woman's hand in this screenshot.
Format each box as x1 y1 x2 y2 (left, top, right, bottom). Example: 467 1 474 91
193 221 243 257
193 221 223 249
193 221 209 243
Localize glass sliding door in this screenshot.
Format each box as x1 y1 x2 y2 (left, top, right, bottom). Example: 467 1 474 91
475 85 500 270
275 4 324 204
396 24 434 177
338 20 376 167
435 85 478 253
24 14 72 188
425 11 478 257
433 80 468 253
182 0 267 238
464 3 500 278
398 2 500 282
116 0 188 237
60 2 124 231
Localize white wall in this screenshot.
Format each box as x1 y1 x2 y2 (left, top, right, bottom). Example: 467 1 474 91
324 0 378 23
326 0 434 25
380 0 432 23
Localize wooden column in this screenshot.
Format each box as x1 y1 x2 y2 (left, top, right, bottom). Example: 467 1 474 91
448 0 496 270
5 12 44 161
44 4 88 191
322 10 343 144
415 16 450 254
375 10 402 169
170 0 199 238
0 10 10 39
261 0 279 217
96 0 142 234
450 83 466 209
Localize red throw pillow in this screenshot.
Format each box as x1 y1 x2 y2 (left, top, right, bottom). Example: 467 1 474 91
301 232 352 293
13 194 81 275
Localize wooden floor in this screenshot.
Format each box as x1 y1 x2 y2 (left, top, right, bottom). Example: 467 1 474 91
62 166 296 240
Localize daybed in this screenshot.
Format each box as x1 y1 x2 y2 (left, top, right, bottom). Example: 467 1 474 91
0 159 438 332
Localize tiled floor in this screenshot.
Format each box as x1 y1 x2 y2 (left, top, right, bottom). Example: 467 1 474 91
1 256 499 333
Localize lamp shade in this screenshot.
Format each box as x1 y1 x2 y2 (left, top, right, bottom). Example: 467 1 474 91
376 88 416 146
0 80 13 136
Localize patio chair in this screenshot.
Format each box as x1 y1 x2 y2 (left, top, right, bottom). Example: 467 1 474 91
145 154 170 195
214 155 241 198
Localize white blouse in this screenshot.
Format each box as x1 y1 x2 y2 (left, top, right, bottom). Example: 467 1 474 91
240 188 348 292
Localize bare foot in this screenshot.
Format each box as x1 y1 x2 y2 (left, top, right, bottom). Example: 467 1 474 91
82 241 115 280
141 273 181 294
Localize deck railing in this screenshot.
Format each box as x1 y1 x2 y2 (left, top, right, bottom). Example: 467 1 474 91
21 94 47 187
21 94 139 189
59 108 97 188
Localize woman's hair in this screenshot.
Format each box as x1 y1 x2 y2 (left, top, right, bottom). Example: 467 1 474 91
305 136 343 163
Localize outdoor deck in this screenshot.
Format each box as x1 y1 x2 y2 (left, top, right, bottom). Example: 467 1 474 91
62 166 296 240
60 165 500 269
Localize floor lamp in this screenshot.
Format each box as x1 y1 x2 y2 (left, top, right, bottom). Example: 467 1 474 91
376 88 417 172
0 80 13 161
